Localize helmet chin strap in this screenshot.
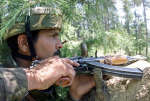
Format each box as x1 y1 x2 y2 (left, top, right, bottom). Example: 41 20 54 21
25 15 37 61
13 15 37 61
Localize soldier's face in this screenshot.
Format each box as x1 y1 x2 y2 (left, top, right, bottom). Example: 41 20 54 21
34 29 63 59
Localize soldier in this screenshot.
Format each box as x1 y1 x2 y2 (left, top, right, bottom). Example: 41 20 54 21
0 7 95 101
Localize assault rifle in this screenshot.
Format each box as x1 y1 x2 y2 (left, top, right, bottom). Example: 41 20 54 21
28 56 143 98
70 56 143 79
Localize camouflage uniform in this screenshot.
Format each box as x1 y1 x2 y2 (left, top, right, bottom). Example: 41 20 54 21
0 68 27 101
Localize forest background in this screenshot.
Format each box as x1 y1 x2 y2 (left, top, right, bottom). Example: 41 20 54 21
0 0 150 100
0 0 150 62
0 0 150 64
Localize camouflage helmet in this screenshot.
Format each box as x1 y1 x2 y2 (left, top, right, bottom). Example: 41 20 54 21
4 7 62 40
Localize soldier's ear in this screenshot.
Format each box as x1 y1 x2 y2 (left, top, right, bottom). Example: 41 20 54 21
17 34 30 53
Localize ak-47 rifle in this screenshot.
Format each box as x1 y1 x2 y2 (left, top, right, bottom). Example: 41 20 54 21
28 56 143 99
70 56 143 79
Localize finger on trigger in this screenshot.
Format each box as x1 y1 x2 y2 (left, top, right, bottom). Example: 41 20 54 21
63 58 80 67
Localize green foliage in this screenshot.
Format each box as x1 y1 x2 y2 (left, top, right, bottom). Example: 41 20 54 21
55 86 69 101
0 0 149 99
0 42 12 65
0 0 147 57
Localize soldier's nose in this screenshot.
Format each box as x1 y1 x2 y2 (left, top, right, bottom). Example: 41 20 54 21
58 43 63 49
57 40 63 49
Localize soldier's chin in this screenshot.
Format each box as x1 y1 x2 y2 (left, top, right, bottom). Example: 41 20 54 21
53 50 61 56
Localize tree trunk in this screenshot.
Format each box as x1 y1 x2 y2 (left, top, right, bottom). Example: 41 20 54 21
80 42 88 57
0 13 1 30
126 15 130 34
134 11 138 54
142 0 148 56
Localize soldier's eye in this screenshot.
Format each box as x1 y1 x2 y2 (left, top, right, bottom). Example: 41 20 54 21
52 34 57 37
52 33 58 38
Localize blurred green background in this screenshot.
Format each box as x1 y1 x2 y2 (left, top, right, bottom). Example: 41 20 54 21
0 0 150 99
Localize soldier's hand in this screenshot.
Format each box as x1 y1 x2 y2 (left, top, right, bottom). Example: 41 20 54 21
69 74 95 100
25 56 79 90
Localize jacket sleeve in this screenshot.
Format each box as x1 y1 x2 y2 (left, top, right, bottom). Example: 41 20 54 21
0 68 28 101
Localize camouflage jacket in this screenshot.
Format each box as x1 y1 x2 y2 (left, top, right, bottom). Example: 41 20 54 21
0 67 27 101
0 66 65 101
0 66 97 101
